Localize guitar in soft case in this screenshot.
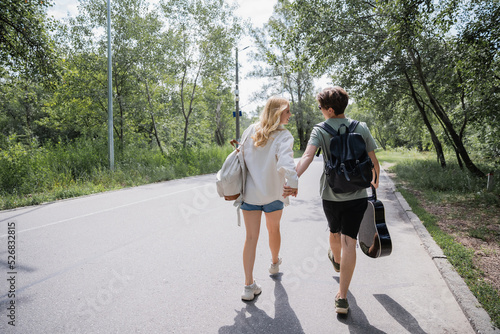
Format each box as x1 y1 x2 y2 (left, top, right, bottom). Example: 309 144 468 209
358 185 392 258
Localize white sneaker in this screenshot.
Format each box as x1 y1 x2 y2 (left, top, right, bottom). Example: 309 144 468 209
269 258 282 275
241 281 262 301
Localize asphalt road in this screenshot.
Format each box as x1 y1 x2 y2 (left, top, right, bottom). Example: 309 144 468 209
0 158 495 333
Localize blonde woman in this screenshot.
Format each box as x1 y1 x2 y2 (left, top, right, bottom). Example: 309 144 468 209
239 96 298 301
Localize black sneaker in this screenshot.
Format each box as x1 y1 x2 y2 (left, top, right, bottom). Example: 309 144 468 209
328 249 340 272
335 297 349 314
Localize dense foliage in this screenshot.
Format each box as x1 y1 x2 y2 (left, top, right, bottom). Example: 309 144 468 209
248 1 324 149
1 0 242 150
0 0 498 202
0 0 58 78
0 136 233 209
282 0 499 175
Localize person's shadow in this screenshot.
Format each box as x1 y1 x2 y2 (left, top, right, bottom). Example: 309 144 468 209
219 274 305 334
332 277 387 333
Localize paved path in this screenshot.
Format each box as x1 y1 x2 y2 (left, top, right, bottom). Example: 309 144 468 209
0 158 497 333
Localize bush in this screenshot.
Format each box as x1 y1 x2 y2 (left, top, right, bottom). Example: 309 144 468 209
0 139 32 193
393 159 499 201
0 138 234 210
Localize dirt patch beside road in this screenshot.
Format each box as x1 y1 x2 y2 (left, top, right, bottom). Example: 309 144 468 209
422 199 500 293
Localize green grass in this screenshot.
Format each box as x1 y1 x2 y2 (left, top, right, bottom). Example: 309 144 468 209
375 147 431 164
379 149 500 329
294 150 304 159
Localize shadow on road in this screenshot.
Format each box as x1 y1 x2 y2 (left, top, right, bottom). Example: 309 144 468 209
373 294 427 334
332 277 386 333
0 202 53 225
219 274 304 334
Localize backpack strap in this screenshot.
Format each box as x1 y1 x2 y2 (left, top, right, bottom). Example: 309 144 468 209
348 120 360 133
313 122 338 156
314 122 338 136
232 125 254 227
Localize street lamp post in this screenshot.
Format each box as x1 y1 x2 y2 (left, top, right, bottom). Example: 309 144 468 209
235 46 249 140
235 47 240 140
282 66 285 96
107 0 114 170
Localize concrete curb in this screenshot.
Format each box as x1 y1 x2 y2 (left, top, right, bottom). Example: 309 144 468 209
383 169 500 334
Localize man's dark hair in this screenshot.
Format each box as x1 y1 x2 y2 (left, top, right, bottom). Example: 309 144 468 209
317 86 349 116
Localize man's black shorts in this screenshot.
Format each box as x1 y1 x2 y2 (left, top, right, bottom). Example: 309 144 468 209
322 198 368 239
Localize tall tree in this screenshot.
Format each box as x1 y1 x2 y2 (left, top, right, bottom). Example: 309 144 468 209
454 1 500 165
288 0 494 176
0 0 57 78
251 0 320 150
0 72 49 143
160 0 240 148
54 0 171 148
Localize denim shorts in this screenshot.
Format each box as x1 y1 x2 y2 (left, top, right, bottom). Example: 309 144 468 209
241 200 284 213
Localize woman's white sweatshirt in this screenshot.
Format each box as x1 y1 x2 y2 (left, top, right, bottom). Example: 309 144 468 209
241 124 299 206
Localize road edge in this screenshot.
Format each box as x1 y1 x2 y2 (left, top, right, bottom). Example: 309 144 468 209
382 168 500 334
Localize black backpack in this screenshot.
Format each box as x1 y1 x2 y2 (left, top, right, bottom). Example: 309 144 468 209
314 120 374 193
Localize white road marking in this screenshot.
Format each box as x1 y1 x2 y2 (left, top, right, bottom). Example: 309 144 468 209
0 184 208 237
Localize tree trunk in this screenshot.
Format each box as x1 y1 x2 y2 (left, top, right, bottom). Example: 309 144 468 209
181 62 202 148
408 48 484 177
214 101 224 146
297 81 306 150
113 70 124 150
180 66 188 148
404 70 446 167
290 71 309 151
455 149 464 169
144 81 164 155
24 85 33 141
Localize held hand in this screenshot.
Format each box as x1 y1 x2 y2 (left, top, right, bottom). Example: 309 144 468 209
283 188 298 198
371 180 379 189
283 185 298 198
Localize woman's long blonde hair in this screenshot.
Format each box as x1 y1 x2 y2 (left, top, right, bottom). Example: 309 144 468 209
252 96 289 147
